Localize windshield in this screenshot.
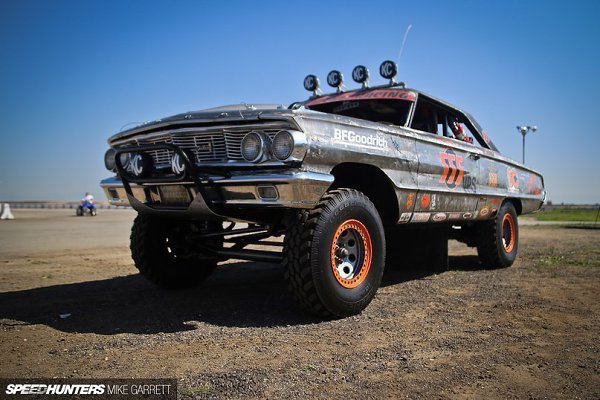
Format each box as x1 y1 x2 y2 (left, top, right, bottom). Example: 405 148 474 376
307 99 412 127
304 88 416 127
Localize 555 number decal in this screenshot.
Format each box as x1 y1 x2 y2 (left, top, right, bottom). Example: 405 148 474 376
440 149 464 189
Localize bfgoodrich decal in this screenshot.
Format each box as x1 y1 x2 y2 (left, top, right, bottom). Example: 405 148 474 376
333 128 388 150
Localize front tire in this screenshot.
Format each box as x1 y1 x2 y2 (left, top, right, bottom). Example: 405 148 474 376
476 201 519 269
130 215 223 288
283 189 386 318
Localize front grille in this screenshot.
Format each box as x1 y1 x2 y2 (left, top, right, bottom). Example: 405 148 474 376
118 124 286 168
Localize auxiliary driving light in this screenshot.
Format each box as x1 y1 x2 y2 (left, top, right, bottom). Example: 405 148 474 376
241 132 264 162
272 131 294 160
129 153 152 177
171 153 186 175
326 70 344 92
379 60 398 81
119 153 131 170
352 65 369 87
104 148 117 171
303 74 320 93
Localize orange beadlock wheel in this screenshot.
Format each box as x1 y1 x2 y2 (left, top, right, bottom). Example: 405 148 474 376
501 213 516 253
329 219 373 289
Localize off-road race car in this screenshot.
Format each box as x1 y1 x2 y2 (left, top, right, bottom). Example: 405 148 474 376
101 61 545 318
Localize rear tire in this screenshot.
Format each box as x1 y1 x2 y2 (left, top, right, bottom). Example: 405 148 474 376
476 201 519 269
130 214 222 288
283 189 385 318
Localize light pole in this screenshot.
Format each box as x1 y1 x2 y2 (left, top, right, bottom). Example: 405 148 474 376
516 125 537 164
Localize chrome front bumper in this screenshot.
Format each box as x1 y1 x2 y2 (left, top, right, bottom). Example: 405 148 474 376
100 170 333 218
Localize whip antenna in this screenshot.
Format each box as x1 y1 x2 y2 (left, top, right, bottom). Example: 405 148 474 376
397 24 412 70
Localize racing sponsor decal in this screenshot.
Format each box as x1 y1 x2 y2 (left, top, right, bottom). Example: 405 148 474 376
130 154 145 176
440 149 464 190
430 194 438 210
487 167 499 188
479 206 490 218
411 212 430 223
171 153 186 174
305 89 416 107
527 174 543 195
406 193 415 209
449 212 461 220
432 213 447 222
507 167 519 193
463 175 477 191
462 212 474 219
420 194 431 209
399 212 412 223
489 198 502 205
333 128 388 150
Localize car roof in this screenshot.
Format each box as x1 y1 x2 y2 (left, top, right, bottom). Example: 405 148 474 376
302 85 497 152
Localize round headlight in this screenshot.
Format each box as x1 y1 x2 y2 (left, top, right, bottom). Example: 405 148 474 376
241 132 263 162
104 148 116 171
272 131 294 160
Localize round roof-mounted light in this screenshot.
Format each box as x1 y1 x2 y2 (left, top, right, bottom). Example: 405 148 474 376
326 70 344 92
303 74 319 93
379 60 398 81
352 65 369 88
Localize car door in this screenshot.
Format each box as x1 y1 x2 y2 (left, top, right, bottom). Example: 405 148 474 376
410 99 480 221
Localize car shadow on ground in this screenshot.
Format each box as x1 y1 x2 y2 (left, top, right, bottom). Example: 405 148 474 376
0 255 484 334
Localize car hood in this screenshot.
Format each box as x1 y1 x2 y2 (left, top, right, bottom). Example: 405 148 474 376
108 104 297 144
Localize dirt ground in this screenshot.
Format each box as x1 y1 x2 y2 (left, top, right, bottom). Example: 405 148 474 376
0 209 599 399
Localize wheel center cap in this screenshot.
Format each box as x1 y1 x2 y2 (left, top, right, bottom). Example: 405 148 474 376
337 261 354 279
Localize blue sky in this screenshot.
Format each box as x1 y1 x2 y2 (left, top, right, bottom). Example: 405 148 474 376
0 0 598 203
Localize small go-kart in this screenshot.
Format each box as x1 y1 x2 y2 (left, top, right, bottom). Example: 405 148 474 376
76 201 97 216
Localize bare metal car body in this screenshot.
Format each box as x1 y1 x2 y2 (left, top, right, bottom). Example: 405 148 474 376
101 86 545 225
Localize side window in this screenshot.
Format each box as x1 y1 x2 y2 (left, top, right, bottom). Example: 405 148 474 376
444 114 474 144
411 101 439 134
411 100 483 147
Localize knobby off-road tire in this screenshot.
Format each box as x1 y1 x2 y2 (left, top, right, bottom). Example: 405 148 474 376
130 214 222 289
476 201 519 269
283 189 386 318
